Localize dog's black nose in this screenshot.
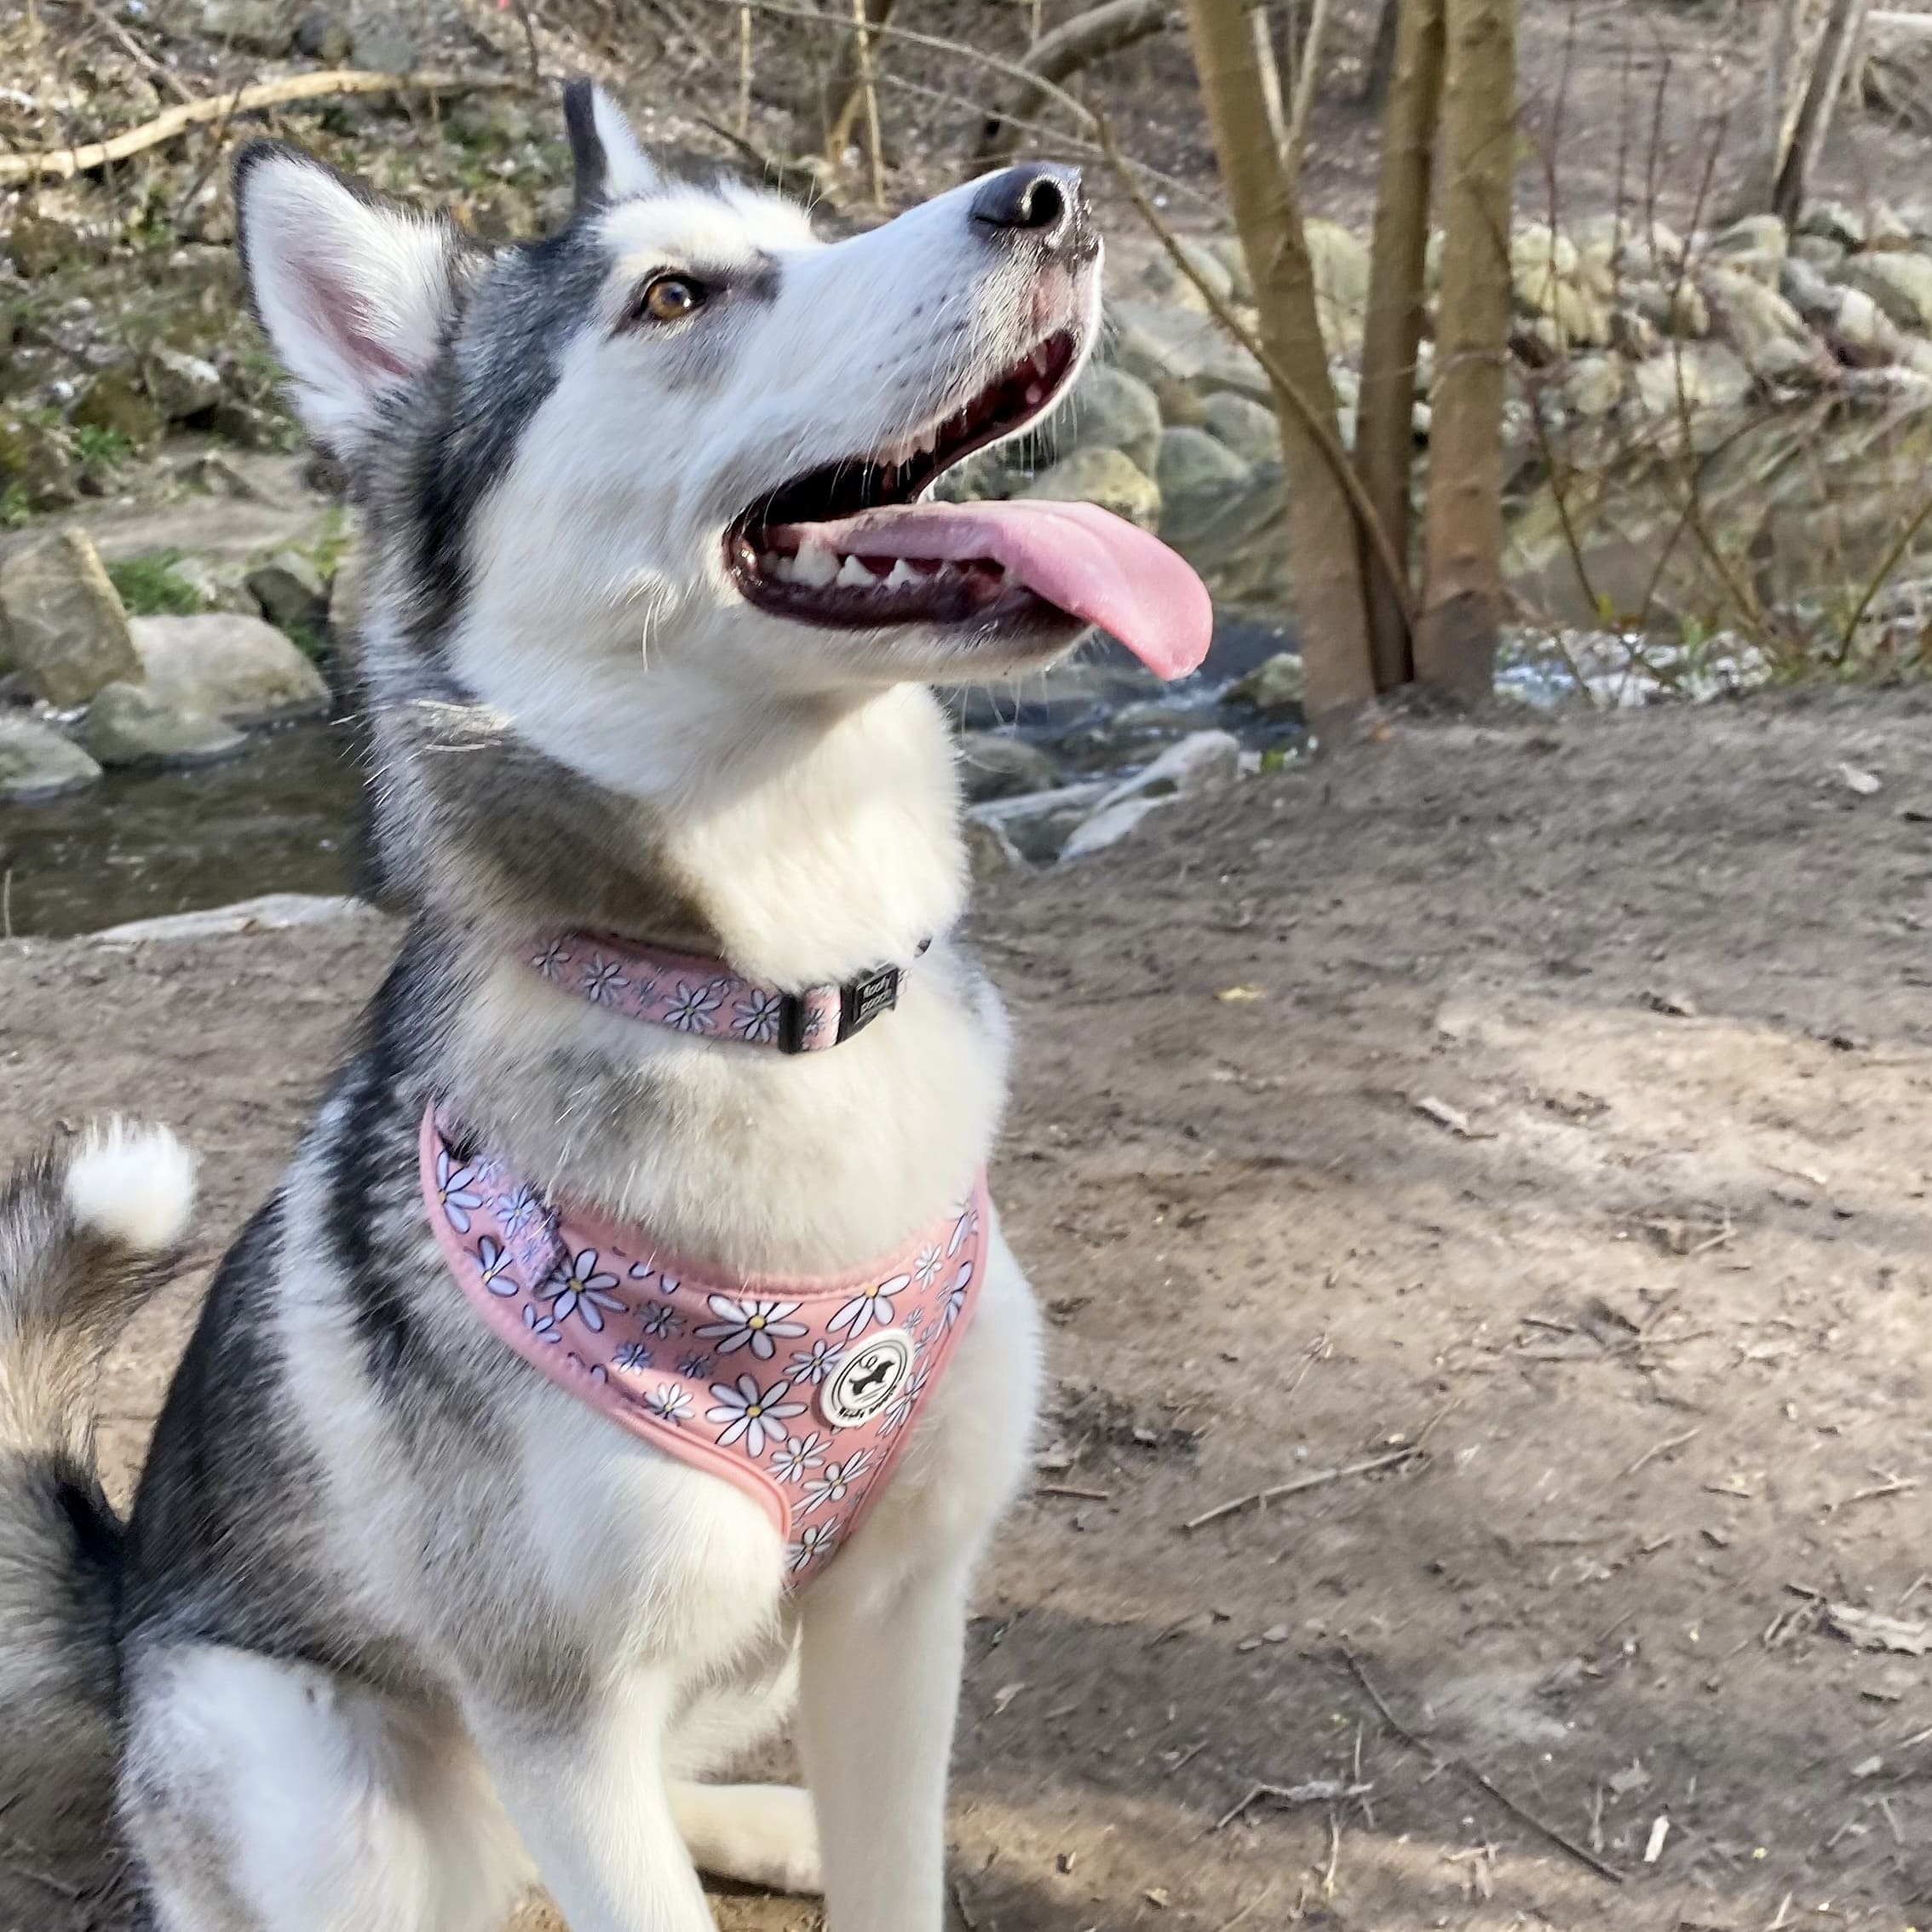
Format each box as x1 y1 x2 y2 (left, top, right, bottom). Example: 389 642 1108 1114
970 164 1090 252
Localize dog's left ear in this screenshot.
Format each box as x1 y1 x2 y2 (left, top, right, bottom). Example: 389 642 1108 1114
562 78 656 210
233 140 470 456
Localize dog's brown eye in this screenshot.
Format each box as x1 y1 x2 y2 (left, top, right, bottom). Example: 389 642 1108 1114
640 274 704 323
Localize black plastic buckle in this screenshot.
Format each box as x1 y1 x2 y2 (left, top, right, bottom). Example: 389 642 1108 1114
773 965 902 1055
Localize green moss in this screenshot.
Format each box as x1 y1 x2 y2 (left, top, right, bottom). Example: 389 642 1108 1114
0 483 32 529
106 548 206 617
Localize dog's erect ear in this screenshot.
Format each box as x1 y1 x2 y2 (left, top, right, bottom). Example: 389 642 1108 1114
561 78 656 210
233 141 468 452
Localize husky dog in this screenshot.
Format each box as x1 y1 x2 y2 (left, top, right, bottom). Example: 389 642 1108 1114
0 83 1206 1932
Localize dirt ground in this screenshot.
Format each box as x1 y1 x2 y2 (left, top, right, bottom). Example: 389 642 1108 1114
7 689 1932 1930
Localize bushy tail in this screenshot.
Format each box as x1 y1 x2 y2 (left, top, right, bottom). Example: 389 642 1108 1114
0 1122 195 1928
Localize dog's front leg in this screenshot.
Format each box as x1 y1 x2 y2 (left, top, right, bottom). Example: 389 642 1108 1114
798 1555 971 1932
469 1673 718 1932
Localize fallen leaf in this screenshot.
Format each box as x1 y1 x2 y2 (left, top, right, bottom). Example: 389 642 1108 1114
1216 986 1264 1003
1414 1095 1474 1136
1644 1814 1670 1864
1837 762 1883 797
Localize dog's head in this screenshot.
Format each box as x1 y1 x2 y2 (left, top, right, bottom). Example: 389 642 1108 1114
235 84 1208 795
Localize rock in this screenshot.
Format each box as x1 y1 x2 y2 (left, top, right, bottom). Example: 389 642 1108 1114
1201 392 1279 464
1510 222 1578 313
0 712 101 802
165 553 251 612
1630 342 1752 422
1711 213 1787 259
246 549 329 635
1153 377 1208 428
1060 794 1171 861
1867 202 1913 250
143 346 222 423
177 450 284 502
129 612 331 724
963 815 1028 883
1155 426 1252 550
1791 233 1847 271
1109 301 1271 405
1633 279 1710 339
1097 728 1241 808
293 5 353 59
0 415 78 509
1306 219 1371 354
1830 285 1901 365
327 544 364 641
1779 255 1843 325
72 368 163 450
956 730 1058 802
78 681 247 769
7 212 89 280
349 3 419 71
93 894 373 942
1563 354 1624 418
1799 200 1865 249
1716 248 1787 288
1702 267 1819 377
1610 307 1661 359
195 0 295 53
0 527 141 705
929 447 1022 503
1021 447 1161 533
1056 364 1164 474
1839 253 1932 331
1140 241 1236 313
208 400 285 450
1222 650 1303 720
1205 235 1252 303
967 781 1111 863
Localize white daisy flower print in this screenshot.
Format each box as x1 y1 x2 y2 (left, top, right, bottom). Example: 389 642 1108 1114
830 1273 909 1339
789 1338 845 1385
522 1303 561 1344
903 1308 925 1336
879 1367 930 1438
911 1245 943 1289
612 1341 653 1373
639 1383 692 1425
697 1296 808 1360
944 1260 973 1328
566 1354 608 1384
677 1351 714 1379
532 940 572 980
733 987 786 1044
947 1199 980 1257
473 1235 515 1297
802 1450 871 1515
664 979 724 1034
788 1521 838 1573
435 1148 484 1233
580 956 628 1006
496 1182 543 1234
638 1300 684 1339
769 1432 828 1485
539 1250 626 1332
706 1374 806 1457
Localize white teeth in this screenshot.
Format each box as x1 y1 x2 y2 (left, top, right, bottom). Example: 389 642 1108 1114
884 558 921 589
837 554 877 589
1032 344 1053 377
772 553 802 583
919 428 940 455
1025 382 1044 406
794 542 838 589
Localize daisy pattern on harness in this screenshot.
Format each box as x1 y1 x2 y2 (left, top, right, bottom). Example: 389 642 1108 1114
664 980 725 1034
789 1338 845 1384
434 1148 485 1233
496 1182 543 1233
638 1300 684 1339
531 939 571 980
580 957 628 1005
830 1272 909 1338
707 1374 806 1456
769 1432 827 1484
912 1244 943 1288
947 1197 980 1257
636 1384 692 1425
473 1235 514 1297
944 1261 972 1329
698 1296 808 1360
878 1366 931 1438
802 1450 871 1515
522 1304 561 1344
732 986 786 1044
612 1341 653 1372
788 1522 838 1574
539 1251 625 1331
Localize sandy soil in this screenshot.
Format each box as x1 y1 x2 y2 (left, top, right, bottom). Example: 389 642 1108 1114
6 690 1932 1931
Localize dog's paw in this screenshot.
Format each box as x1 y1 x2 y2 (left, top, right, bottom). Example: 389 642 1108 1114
672 1781 823 1895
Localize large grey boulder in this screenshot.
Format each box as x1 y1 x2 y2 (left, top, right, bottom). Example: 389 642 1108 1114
1154 427 1253 552
0 528 140 706
1108 301 1271 405
194 0 294 53
247 549 330 635
956 730 1058 802
129 613 331 724
78 681 247 769
1054 365 1164 475
1839 253 1932 332
0 712 101 801
145 347 222 423
1139 241 1236 313
1020 447 1161 532
1201 393 1279 464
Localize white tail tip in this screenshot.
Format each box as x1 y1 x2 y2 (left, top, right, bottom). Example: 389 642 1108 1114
64 1120 197 1254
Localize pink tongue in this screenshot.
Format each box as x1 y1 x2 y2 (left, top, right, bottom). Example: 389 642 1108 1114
770 500 1214 680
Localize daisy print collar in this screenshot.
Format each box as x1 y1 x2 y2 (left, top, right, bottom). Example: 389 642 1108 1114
419 1105 987 1590
523 931 929 1055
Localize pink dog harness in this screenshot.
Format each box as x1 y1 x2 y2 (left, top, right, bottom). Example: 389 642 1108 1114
421 932 986 1588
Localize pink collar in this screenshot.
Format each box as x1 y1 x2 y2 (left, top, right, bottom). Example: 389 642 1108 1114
524 931 924 1053
421 1107 986 1588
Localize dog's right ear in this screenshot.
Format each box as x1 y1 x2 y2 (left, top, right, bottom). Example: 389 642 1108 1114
233 141 469 455
562 78 656 210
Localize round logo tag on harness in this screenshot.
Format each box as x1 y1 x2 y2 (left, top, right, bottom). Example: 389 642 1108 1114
820 1331 914 1430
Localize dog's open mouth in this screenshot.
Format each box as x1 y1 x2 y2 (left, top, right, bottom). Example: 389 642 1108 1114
724 330 1213 680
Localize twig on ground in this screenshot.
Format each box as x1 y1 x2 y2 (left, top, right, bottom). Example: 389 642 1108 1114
1214 1779 1372 1831
1620 1426 1700 1480
1037 1483 1113 1501
78 0 194 102
1210 1880 1279 1932
1339 1645 1624 1884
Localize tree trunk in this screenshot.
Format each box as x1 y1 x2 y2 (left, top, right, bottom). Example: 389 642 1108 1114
1362 0 1401 107
1286 0 1337 161
1416 0 1514 703
1760 0 1809 206
1251 3 1291 159
1185 0 1375 721
978 0 1172 164
1773 0 1871 224
822 0 897 158
1354 0 1444 692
